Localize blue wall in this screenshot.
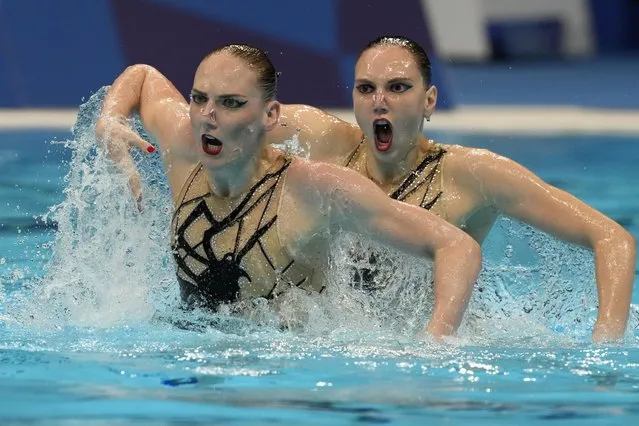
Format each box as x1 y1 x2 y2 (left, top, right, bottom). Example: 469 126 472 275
0 0 126 107
0 0 455 109
1 0 635 109
589 0 639 53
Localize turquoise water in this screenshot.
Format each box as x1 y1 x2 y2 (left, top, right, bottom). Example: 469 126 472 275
1 118 638 424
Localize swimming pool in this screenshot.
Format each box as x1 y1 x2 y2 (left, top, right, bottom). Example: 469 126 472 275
1 112 638 424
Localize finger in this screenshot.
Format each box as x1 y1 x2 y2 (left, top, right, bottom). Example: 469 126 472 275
113 125 155 154
128 171 144 212
99 119 155 154
104 139 129 163
136 193 144 213
129 135 156 154
119 155 143 206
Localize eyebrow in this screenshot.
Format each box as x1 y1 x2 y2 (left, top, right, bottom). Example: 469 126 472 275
354 77 413 84
190 88 247 98
387 77 413 84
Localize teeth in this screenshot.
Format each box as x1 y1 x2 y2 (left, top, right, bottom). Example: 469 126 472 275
375 120 389 126
202 134 221 145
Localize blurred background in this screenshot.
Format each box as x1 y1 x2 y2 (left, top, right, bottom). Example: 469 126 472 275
0 0 638 115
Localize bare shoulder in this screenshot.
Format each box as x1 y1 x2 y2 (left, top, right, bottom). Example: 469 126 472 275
279 104 359 133
440 143 518 177
278 158 341 239
441 143 502 162
286 157 350 189
436 143 531 204
438 142 551 209
275 104 363 160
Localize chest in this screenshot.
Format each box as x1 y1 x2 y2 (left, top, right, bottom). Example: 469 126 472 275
170 163 318 302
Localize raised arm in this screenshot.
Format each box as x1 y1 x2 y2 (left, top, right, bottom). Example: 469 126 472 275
455 148 636 342
287 159 482 338
268 104 363 163
95 64 194 201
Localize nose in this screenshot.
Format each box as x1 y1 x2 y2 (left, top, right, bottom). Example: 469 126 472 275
198 100 217 123
372 91 388 114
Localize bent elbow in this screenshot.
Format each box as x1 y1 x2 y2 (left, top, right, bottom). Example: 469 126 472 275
464 235 483 274
621 229 637 259
443 232 482 274
595 224 636 256
125 63 156 76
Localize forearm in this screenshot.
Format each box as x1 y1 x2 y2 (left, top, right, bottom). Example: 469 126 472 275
94 65 162 158
95 65 151 152
592 227 636 341
427 237 482 337
93 65 158 207
99 64 151 121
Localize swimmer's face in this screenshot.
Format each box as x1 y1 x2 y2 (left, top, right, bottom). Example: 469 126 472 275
190 52 279 169
353 45 437 162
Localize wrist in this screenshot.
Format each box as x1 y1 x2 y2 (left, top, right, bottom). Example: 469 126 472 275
592 319 626 343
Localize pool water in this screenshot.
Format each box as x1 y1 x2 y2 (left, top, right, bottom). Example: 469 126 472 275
1 118 638 424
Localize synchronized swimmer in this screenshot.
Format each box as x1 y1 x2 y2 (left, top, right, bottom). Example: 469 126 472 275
96 43 481 339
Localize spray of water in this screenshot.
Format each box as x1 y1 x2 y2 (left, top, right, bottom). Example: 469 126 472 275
6 88 177 328
276 134 637 345
2 87 635 348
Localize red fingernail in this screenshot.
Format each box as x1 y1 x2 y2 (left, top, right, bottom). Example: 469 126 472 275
147 146 155 153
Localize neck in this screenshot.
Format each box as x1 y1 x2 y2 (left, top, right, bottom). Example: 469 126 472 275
205 149 269 198
366 137 423 185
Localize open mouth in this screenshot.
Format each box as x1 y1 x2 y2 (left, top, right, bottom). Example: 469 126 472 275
201 134 223 156
373 119 393 152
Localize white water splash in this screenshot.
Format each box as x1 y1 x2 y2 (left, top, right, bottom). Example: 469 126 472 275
7 88 177 328
3 87 634 348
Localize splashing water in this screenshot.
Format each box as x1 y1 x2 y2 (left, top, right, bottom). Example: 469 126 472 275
2 87 636 348
6 87 177 328
271 132 310 158
277 131 638 346
465 218 601 344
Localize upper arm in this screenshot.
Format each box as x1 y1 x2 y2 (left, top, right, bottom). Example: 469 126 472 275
270 104 363 162
102 64 191 153
137 66 190 144
462 149 624 247
99 65 196 198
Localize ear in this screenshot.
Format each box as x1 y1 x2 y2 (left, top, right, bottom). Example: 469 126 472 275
424 85 438 121
264 100 281 131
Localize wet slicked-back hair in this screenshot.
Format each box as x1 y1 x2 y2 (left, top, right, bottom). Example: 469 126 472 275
360 36 432 86
204 44 278 100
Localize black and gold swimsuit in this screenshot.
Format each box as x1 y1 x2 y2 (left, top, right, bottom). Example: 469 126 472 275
343 138 447 290
344 137 446 212
170 155 316 310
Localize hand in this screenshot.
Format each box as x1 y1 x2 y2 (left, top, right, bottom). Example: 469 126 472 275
95 116 155 210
